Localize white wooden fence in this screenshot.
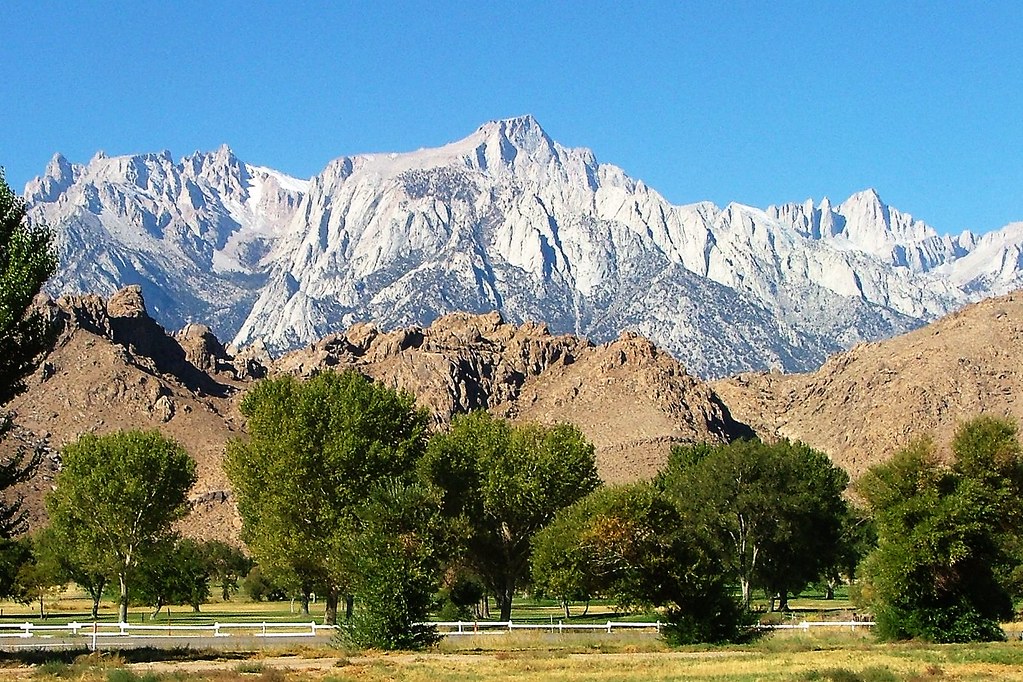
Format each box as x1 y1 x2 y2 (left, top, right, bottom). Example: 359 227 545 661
0 618 874 641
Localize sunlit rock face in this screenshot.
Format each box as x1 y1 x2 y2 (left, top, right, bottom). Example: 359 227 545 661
28 116 1016 378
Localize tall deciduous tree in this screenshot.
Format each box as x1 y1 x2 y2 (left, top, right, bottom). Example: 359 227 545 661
857 417 1023 642
0 169 57 541
658 438 849 610
45 430 197 623
423 411 600 621
225 370 430 625
134 538 211 617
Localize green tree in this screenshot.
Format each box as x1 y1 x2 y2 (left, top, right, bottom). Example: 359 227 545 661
225 370 430 625
241 565 285 602
530 495 603 617
532 483 752 644
423 411 600 621
134 538 211 617
0 169 57 541
340 479 446 650
33 523 110 619
45 430 197 623
0 168 57 406
0 536 32 599
204 540 252 602
857 417 1023 642
10 535 64 618
658 438 849 610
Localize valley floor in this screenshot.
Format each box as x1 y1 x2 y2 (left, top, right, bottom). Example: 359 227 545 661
5 631 1023 681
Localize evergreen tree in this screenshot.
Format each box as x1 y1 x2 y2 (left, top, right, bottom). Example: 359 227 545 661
0 169 57 540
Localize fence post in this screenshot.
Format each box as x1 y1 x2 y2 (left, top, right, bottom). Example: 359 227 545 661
310 621 316 635
558 620 563 634
457 621 463 634
20 622 31 638
508 620 512 632
606 621 612 634
213 622 220 637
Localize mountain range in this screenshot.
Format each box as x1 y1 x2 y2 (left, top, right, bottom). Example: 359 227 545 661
24 115 1023 378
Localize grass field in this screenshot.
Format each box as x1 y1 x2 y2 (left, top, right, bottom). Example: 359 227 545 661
4 587 1021 680
3 630 1023 681
0 585 858 626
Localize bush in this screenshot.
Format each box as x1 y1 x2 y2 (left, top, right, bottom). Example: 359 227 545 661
242 565 285 602
660 587 760 646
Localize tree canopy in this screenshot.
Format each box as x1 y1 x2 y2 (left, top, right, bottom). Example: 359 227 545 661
225 370 431 625
857 416 1023 642
45 430 197 623
423 411 600 621
658 438 850 610
0 169 57 545
0 168 57 406
532 483 752 644
340 479 446 650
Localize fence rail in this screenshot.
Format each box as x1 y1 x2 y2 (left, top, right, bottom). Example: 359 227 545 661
0 618 875 642
430 620 663 634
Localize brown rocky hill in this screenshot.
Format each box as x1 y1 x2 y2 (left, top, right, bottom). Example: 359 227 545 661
3 287 250 541
3 287 748 541
714 291 1023 478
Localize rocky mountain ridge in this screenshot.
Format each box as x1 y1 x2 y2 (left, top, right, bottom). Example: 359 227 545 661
714 290 1023 478
25 116 1023 378
4 286 748 539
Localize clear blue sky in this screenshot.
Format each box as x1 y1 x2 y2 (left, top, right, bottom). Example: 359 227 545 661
3 1 1020 235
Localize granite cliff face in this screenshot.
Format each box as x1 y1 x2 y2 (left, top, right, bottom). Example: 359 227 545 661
4 287 748 539
27 116 1023 379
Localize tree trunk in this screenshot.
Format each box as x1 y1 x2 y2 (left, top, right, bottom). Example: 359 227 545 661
323 588 339 625
497 578 515 622
118 572 129 624
824 580 836 600
301 592 310 615
582 601 589 617
38 595 44 619
777 590 790 612
91 595 100 620
345 594 354 621
481 594 490 619
562 600 570 619
740 577 752 610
